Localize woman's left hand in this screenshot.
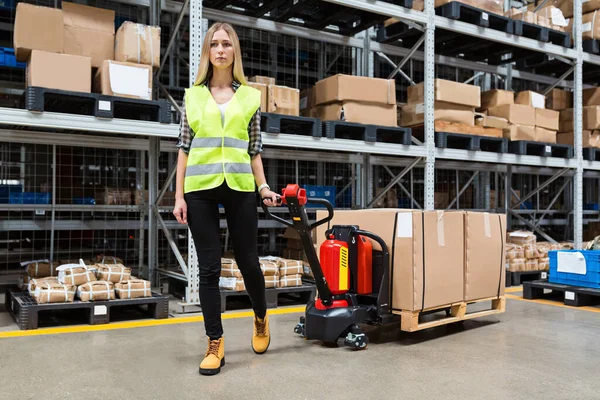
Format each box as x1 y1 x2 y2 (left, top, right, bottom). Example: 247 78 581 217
261 189 280 207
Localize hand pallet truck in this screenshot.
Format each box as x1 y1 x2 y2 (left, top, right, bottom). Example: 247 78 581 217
262 184 400 349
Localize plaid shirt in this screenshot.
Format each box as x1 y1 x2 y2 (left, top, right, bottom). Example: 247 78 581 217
176 81 263 156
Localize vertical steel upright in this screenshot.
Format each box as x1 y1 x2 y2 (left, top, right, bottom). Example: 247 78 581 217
573 0 583 249
185 0 203 305
424 0 436 210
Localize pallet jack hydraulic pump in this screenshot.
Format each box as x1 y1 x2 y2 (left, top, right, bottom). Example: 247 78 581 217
262 184 398 349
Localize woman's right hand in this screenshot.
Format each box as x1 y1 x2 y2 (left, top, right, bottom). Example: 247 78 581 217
173 198 188 224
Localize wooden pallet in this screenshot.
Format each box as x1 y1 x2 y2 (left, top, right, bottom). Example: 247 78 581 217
397 296 506 332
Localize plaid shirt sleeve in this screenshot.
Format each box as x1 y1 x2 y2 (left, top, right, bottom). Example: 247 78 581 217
175 94 193 154
247 107 263 157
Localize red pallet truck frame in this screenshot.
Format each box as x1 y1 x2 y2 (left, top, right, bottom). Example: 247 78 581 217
263 184 400 349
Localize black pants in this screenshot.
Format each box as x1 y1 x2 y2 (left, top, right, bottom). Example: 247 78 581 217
185 182 267 340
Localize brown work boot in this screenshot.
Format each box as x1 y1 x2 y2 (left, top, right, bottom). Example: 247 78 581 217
252 313 270 354
199 337 225 376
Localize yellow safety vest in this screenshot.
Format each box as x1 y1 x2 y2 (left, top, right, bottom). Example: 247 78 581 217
184 84 261 194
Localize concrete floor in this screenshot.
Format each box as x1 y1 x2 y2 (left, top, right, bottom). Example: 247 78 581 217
0 294 599 400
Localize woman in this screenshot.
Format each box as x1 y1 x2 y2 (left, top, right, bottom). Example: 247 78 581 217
174 22 279 376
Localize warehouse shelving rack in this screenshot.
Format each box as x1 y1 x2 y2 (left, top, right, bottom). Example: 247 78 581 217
0 0 596 308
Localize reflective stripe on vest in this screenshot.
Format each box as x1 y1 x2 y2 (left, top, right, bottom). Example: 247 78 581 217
184 84 261 193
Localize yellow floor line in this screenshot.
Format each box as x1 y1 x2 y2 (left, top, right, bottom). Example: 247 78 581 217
0 306 306 339
505 287 523 293
506 293 600 313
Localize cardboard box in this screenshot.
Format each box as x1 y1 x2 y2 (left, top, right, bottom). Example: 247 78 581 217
536 108 560 130
279 274 303 288
24 260 59 278
115 22 160 68
221 259 242 278
480 89 514 110
316 101 397 126
27 50 91 93
264 275 278 289
62 2 115 68
94 60 152 100
315 209 464 311
560 106 600 131
34 282 76 304
13 3 64 62
464 212 506 301
268 85 299 116
96 264 131 283
401 101 475 127
249 76 275 85
300 87 316 112
536 127 557 143
557 131 600 148
503 124 537 141
77 281 115 301
315 74 396 106
408 79 480 108
115 279 152 298
584 87 600 106
277 259 304 276
488 104 536 126
248 82 268 111
436 0 503 14
546 88 572 111
580 10 600 40
476 115 509 129
57 264 97 286
219 277 246 291
535 5 569 27
515 91 546 108
506 8 536 23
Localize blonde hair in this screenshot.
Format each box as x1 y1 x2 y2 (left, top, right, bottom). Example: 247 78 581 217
194 22 247 86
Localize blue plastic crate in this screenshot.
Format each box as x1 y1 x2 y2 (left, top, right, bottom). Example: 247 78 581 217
0 47 26 68
584 203 599 211
73 197 96 205
303 185 336 208
549 250 600 289
9 192 51 204
0 0 14 10
0 185 22 203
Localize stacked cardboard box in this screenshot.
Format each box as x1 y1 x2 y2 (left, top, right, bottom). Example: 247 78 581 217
315 209 506 311
402 79 480 128
249 75 299 116
516 90 559 143
558 88 600 148
311 74 397 126
505 231 572 272
14 2 159 99
506 6 568 31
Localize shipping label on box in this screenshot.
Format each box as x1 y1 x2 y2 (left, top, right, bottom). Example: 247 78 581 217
515 91 546 108
94 60 152 100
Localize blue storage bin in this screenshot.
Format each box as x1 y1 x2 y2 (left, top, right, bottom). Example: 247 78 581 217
0 0 15 10
584 203 599 211
9 192 51 204
73 197 96 205
0 48 26 68
303 185 336 208
549 250 600 289
0 185 22 203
